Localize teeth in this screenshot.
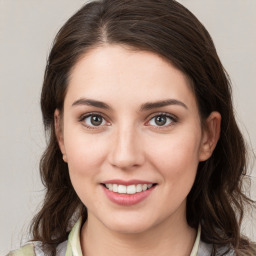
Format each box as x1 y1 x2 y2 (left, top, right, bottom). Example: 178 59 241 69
118 185 126 194
127 185 136 194
136 184 142 192
142 184 147 191
105 183 154 194
113 184 118 192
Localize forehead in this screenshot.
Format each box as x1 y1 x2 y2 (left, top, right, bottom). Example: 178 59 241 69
66 45 197 110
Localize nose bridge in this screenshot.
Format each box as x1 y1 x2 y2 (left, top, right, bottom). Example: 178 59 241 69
109 122 144 169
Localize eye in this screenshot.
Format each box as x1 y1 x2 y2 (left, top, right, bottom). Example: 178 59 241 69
147 114 176 127
80 113 109 128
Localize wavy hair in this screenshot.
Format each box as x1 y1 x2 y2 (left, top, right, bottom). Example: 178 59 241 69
31 0 255 255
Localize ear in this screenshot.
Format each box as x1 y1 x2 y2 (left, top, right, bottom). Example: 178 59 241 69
199 111 221 162
54 109 67 162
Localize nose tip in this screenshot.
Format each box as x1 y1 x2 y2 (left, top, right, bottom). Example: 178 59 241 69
111 155 140 170
108 129 144 170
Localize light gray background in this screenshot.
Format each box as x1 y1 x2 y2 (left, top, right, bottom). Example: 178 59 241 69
0 1 255 254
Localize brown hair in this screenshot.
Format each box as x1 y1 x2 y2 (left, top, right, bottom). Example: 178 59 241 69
31 0 256 255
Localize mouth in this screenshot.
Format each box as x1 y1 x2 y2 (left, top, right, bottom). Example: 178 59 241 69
101 180 158 206
101 183 157 195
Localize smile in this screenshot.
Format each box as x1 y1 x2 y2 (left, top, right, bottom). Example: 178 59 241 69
101 182 157 206
104 183 154 194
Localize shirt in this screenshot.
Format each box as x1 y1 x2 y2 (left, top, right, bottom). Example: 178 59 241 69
7 217 234 256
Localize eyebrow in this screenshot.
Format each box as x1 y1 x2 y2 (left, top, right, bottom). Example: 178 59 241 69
72 98 188 111
72 98 112 110
140 99 188 111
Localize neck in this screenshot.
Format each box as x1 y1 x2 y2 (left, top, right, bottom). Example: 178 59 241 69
81 209 197 256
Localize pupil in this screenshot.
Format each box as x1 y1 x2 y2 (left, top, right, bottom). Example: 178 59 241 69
155 116 166 126
91 115 102 126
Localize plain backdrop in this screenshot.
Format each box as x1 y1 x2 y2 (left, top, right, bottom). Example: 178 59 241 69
0 0 255 254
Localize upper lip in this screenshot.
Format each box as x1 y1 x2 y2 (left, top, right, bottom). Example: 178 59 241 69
101 179 156 186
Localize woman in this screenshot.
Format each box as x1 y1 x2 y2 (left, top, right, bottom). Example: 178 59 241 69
8 0 255 255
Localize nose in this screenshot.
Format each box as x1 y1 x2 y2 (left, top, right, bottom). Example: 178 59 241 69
108 125 145 170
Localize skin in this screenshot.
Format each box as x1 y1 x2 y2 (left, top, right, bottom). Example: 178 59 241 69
55 45 221 256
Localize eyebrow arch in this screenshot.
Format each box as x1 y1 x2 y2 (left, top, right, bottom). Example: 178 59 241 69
140 99 188 111
72 98 188 111
72 98 112 110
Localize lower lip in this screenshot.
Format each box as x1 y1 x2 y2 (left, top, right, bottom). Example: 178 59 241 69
102 185 156 206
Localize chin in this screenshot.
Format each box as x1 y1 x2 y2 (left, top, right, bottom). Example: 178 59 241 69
101 214 157 234
109 223 151 234
98 215 152 234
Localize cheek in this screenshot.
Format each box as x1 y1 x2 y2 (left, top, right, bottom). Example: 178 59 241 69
63 128 107 178
63 132 108 206
147 130 201 181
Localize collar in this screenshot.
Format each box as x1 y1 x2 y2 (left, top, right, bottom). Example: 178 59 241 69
65 217 201 256
65 217 83 256
190 224 201 256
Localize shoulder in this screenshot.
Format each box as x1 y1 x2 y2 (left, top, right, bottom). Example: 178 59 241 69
7 241 68 256
7 216 80 256
7 244 35 256
198 240 236 256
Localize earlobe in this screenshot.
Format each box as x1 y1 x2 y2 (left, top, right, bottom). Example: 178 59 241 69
54 109 67 162
199 111 221 162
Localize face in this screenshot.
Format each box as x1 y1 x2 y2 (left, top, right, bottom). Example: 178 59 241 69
56 45 220 234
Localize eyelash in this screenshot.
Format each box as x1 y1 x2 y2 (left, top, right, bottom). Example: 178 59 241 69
79 112 178 129
145 112 178 129
79 112 110 130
